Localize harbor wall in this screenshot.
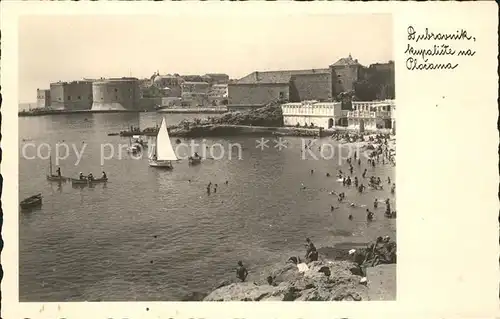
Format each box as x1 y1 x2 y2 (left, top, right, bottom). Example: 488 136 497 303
91 78 141 111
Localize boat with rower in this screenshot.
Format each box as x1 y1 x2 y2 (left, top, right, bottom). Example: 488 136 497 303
20 193 42 210
46 155 69 182
71 177 108 185
149 117 177 169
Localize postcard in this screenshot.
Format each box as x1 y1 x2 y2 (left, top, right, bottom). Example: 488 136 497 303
0 1 498 319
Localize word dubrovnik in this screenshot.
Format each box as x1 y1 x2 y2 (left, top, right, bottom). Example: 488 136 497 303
405 25 476 71
407 26 475 43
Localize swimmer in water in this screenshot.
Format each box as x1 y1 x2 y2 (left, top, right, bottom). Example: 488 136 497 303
348 214 353 220
366 209 374 221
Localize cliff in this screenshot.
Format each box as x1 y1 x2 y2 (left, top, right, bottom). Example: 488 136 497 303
203 260 371 301
202 238 396 302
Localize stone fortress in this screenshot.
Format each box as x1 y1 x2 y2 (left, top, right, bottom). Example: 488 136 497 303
35 54 395 132
37 72 231 111
227 54 395 132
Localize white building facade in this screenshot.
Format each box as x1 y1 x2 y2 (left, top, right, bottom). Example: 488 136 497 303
347 100 395 131
281 101 343 129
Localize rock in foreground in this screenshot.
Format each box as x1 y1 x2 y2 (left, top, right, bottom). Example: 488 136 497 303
203 260 370 301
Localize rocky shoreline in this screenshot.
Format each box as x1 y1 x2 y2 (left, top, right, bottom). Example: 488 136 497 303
183 237 396 301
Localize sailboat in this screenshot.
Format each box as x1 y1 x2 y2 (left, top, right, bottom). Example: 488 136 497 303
46 155 69 182
149 117 177 169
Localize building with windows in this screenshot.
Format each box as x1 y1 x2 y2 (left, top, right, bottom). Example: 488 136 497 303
281 101 343 129
347 100 395 131
227 54 394 111
181 81 210 106
203 73 230 84
50 81 93 110
36 89 51 108
281 99 395 131
91 77 141 111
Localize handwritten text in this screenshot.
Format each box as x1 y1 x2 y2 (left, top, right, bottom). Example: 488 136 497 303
404 26 477 71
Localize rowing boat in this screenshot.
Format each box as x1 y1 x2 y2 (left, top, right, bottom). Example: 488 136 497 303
71 177 108 185
47 175 70 182
20 193 42 210
46 155 70 182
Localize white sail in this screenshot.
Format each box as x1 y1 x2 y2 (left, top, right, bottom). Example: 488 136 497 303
156 117 177 161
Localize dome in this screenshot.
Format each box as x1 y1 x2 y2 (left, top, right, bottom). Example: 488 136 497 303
153 75 164 84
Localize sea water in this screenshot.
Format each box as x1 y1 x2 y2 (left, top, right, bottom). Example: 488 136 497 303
18 112 395 301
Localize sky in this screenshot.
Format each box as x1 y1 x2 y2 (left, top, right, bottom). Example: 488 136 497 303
19 14 392 103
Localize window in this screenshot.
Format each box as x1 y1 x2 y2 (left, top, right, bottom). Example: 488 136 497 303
78 96 81 100
68 96 71 100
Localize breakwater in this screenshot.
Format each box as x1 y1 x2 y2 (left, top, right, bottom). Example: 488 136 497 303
114 124 323 138
18 108 227 117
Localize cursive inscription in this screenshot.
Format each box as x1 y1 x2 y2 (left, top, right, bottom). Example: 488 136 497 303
405 26 477 71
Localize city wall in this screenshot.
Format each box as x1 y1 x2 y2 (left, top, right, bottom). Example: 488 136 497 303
91 78 141 111
228 83 289 107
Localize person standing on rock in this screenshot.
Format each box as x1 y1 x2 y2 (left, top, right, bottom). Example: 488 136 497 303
305 238 318 262
236 261 248 282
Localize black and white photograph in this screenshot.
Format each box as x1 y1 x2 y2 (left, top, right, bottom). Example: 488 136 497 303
16 13 397 302
2 2 500 319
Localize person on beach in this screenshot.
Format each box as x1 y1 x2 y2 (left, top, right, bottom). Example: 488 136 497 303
287 256 302 264
374 198 378 209
362 169 367 178
310 169 314 175
236 261 249 282
354 177 359 188
305 238 318 262
358 158 361 166
267 276 277 286
358 184 365 193
349 249 367 277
